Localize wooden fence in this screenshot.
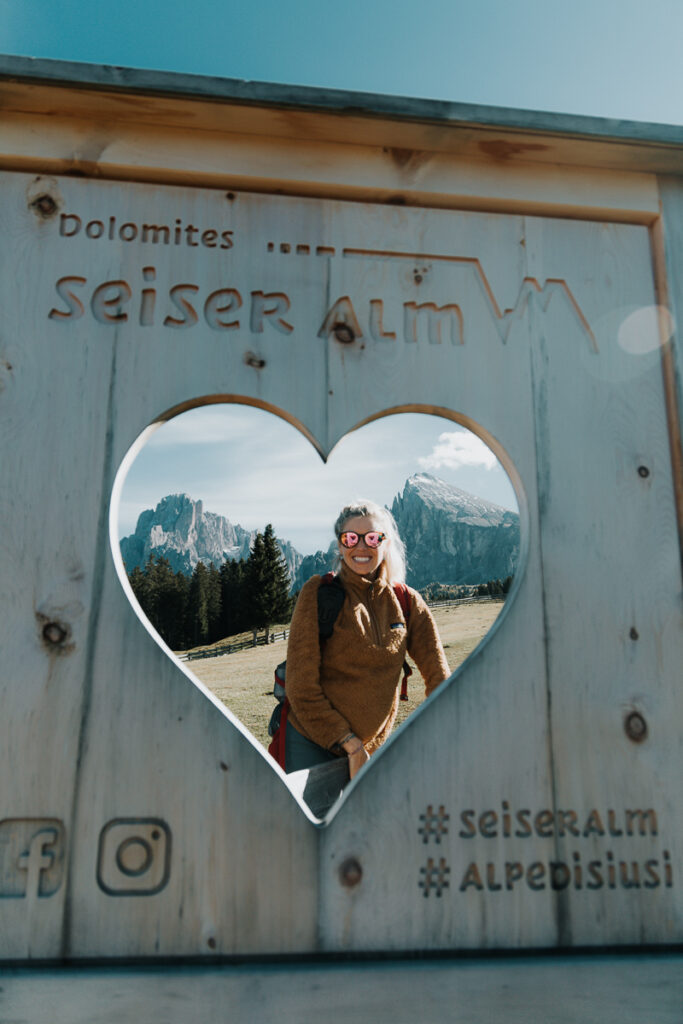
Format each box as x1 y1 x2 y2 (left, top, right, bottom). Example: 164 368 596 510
181 628 290 661
179 595 501 662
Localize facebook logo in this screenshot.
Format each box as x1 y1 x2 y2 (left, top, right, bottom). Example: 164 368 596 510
0 819 66 898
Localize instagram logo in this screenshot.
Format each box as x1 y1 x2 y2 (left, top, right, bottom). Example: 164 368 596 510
97 818 171 896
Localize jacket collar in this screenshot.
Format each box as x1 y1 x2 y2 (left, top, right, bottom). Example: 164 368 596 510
338 561 390 594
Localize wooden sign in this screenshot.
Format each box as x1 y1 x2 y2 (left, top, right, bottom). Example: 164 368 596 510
0 59 681 968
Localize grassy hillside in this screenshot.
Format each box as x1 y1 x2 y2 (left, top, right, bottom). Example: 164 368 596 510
184 599 505 748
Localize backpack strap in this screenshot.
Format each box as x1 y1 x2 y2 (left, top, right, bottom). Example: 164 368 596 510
317 572 345 639
270 698 289 768
269 573 345 770
393 583 413 701
393 582 411 620
271 576 411 769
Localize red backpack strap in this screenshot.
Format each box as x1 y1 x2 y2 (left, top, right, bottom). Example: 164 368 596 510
267 696 289 770
393 582 411 620
276 699 289 768
393 583 413 701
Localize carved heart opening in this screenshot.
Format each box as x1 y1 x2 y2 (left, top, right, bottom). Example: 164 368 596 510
111 400 521 816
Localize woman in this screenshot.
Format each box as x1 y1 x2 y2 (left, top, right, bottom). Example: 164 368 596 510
284 500 450 779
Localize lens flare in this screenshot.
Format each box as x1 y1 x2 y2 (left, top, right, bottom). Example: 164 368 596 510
618 305 674 356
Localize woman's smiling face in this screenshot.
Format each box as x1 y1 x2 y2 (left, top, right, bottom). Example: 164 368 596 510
338 514 388 577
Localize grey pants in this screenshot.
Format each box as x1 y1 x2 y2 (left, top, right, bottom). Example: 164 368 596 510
285 720 340 774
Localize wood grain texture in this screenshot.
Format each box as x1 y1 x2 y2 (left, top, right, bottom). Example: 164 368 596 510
0 168 681 962
0 111 661 222
2 65 683 173
656 179 683 567
524 215 682 946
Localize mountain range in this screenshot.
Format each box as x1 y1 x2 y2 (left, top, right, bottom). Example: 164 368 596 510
390 473 518 587
119 493 303 582
120 473 519 589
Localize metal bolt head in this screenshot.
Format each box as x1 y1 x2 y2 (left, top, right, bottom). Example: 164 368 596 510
244 352 266 369
332 323 355 344
42 621 68 645
629 627 639 641
637 465 650 479
31 194 57 217
624 710 647 743
339 856 363 888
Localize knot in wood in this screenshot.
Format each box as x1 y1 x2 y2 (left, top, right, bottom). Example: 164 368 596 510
624 710 647 743
339 856 363 888
332 322 355 344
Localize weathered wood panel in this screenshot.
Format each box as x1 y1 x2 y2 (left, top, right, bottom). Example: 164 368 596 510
0 172 116 958
0 165 680 963
0 115 662 221
658 177 683 556
317 203 554 950
525 214 683 945
1 174 323 959
1 56 682 175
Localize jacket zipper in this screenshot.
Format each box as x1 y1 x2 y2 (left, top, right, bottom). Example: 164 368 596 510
365 585 382 646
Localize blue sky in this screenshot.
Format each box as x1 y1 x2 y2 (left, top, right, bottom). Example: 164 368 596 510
4 0 679 552
118 409 518 554
2 0 682 125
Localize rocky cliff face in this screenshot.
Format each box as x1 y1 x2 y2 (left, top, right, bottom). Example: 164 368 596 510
120 476 518 590
120 493 303 581
390 473 519 588
292 542 338 591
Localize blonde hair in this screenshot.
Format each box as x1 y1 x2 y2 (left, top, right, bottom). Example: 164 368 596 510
333 500 406 584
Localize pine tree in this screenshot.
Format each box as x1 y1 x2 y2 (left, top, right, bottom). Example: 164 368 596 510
155 557 181 644
128 555 180 647
244 525 292 639
206 562 223 643
188 561 211 647
243 531 267 638
173 569 191 648
261 524 292 629
143 553 167 632
128 565 147 606
220 557 246 638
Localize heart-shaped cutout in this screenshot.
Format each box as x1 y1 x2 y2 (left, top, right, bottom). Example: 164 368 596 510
112 402 520 815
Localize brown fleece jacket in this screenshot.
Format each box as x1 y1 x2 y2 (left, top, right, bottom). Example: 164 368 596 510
285 562 450 753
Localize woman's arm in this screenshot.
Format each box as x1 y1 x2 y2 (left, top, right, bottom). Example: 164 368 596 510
405 589 451 695
285 578 355 750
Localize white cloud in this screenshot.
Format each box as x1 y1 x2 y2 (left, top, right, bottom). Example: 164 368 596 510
419 430 498 472
147 406 272 447
118 409 517 550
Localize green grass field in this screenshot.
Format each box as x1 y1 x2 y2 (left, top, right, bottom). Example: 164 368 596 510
183 599 505 747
